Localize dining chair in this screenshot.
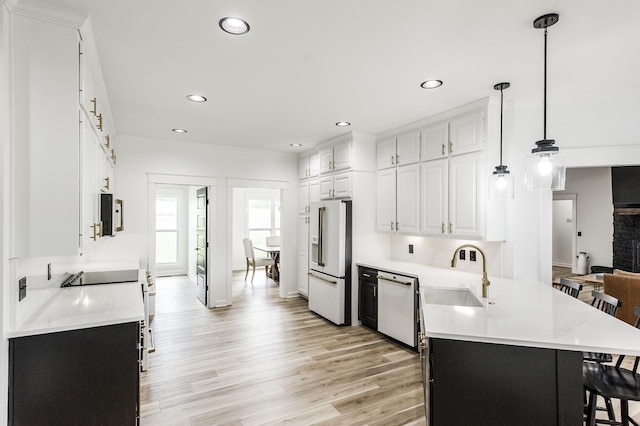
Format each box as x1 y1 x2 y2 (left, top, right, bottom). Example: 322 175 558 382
584 291 623 364
583 306 640 426
242 238 275 283
559 277 583 299
266 235 280 247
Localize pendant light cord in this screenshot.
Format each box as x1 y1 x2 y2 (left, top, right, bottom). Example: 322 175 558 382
543 27 548 140
499 88 504 167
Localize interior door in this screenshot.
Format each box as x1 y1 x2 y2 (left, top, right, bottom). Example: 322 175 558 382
195 187 208 306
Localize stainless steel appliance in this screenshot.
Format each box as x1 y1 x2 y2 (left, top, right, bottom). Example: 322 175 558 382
308 199 352 325
100 193 124 236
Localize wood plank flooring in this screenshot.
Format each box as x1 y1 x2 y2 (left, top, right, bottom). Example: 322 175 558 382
140 272 425 425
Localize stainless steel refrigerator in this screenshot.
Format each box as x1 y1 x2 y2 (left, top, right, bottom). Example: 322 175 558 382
308 199 352 325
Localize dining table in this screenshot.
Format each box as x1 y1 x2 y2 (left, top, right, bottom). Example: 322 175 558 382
254 245 280 283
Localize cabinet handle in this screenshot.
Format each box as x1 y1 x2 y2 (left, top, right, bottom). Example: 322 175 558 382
105 135 111 149
441 223 445 234
97 113 103 131
374 286 376 298
116 199 124 232
441 144 445 155
111 148 116 163
396 221 399 231
99 221 103 237
104 176 110 190
90 97 97 116
391 155 395 166
449 222 452 234
396 155 400 165
91 223 98 241
449 141 453 153
390 221 394 231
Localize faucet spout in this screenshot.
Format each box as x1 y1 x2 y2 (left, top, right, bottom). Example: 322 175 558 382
450 244 490 298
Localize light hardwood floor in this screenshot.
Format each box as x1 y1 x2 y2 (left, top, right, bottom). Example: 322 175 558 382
140 272 425 425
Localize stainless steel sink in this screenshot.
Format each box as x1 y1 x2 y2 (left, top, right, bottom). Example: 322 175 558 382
422 287 484 307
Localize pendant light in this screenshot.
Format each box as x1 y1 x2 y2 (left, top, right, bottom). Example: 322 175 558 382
489 82 514 199
524 13 566 191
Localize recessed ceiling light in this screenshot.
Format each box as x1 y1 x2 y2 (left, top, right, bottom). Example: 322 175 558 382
172 128 187 133
420 79 443 89
290 143 302 147
186 94 207 102
219 17 250 35
335 121 351 127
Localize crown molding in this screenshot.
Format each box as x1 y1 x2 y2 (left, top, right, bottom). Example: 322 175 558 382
11 0 86 28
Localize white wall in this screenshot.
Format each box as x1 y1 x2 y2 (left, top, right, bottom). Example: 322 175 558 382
559 167 613 270
89 135 299 305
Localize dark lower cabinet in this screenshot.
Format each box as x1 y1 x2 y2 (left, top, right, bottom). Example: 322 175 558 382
358 267 378 329
427 338 583 426
9 322 140 426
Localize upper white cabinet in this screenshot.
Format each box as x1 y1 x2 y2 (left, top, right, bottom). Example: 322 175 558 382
319 172 352 199
377 165 420 233
377 131 421 169
299 152 319 180
320 140 352 174
377 99 502 241
12 14 82 257
421 153 483 238
421 110 484 161
11 7 118 257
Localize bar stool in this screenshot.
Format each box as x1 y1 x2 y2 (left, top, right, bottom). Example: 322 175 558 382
583 306 640 426
559 277 583 299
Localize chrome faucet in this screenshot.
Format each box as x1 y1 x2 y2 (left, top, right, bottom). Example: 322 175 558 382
451 244 490 298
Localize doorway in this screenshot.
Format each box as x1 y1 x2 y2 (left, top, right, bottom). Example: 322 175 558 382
552 194 577 272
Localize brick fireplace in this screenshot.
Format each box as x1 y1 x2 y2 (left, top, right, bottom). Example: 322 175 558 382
613 208 640 273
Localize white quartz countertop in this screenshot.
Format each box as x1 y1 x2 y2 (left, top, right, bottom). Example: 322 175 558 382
7 282 144 338
357 260 640 356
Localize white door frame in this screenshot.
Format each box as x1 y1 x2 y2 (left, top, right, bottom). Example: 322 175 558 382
147 174 217 306
552 193 577 272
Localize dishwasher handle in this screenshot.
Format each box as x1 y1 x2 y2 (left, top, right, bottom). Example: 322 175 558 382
377 274 414 286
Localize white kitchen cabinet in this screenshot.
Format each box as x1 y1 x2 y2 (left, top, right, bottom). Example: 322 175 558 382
449 151 482 238
377 131 421 169
320 140 351 174
319 172 351 199
376 165 420 233
421 160 448 236
298 182 310 215
297 214 310 297
376 169 396 232
299 152 319 179
421 110 484 161
421 152 483 238
11 15 81 257
80 113 104 251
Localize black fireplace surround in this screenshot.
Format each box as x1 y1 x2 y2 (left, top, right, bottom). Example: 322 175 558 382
612 167 640 273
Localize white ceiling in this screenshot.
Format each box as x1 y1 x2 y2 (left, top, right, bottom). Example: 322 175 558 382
39 0 640 153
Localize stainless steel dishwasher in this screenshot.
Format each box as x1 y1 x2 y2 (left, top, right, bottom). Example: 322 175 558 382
377 271 417 347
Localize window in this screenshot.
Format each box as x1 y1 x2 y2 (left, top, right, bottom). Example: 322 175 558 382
156 196 179 264
246 191 280 247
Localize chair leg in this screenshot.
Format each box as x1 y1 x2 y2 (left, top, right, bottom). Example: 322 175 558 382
251 263 256 283
245 259 249 281
605 397 616 423
586 391 598 426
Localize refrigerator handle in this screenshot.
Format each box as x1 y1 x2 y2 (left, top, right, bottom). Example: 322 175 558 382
317 206 325 266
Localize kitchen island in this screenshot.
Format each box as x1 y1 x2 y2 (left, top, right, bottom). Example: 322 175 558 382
7 275 145 425
357 260 640 425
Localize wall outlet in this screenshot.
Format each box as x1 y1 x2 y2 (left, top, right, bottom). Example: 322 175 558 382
408 244 414 254
19 277 27 301
459 250 465 260
48 263 52 280
470 250 477 262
